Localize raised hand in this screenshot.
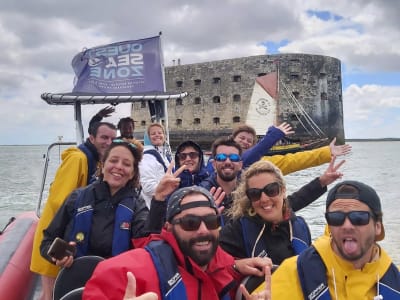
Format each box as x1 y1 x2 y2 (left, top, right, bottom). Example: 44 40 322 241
276 122 294 136
97 105 115 118
240 265 271 300
318 155 345 187
209 186 226 214
153 162 186 200
329 137 352 157
123 272 158 300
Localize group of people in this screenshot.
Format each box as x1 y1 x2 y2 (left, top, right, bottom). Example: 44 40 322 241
29 106 400 300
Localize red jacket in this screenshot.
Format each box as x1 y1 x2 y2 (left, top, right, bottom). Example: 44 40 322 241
83 229 241 300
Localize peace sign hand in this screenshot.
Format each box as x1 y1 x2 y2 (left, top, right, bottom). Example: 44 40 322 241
240 265 272 300
154 162 186 201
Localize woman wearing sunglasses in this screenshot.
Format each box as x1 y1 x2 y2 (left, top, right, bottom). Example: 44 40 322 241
219 157 344 265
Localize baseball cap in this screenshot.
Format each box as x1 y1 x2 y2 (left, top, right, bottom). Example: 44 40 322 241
166 186 218 222
326 180 384 241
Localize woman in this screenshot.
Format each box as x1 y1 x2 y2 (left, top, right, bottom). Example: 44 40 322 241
219 158 344 265
40 140 151 268
139 123 173 208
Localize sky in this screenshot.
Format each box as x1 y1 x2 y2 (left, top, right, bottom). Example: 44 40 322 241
0 0 399 145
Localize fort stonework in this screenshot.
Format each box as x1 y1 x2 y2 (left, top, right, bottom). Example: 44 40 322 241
132 53 344 149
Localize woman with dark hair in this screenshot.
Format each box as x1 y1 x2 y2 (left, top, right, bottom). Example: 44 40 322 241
40 140 151 269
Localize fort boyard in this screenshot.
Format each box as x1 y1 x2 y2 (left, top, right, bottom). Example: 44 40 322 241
131 53 345 149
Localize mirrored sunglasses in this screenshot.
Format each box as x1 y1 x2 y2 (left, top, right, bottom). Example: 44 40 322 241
325 211 374 226
214 153 241 162
171 214 220 231
246 182 281 202
177 151 199 160
112 139 137 149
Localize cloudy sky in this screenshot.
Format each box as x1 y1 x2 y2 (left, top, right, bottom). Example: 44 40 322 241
1 0 399 145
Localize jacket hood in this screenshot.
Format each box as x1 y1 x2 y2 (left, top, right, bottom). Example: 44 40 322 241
174 140 205 169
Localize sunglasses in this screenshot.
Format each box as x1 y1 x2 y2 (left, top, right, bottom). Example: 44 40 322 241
325 211 374 226
214 153 241 162
171 214 221 231
246 182 281 202
177 152 199 160
112 139 137 149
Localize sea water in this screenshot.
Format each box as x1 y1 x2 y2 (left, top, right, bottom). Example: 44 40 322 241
0 141 399 264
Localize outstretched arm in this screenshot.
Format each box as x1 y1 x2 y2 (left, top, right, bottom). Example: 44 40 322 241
329 137 352 156
88 106 115 134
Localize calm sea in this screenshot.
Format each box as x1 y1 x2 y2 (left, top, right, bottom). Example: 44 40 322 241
0 142 399 264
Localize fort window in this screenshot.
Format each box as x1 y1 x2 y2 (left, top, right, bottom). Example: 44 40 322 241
257 72 267 77
194 118 201 124
213 117 220 124
233 116 241 123
233 75 241 82
176 98 183 105
213 77 221 84
213 96 221 103
233 94 241 102
290 74 299 80
194 97 201 104
176 80 183 87
194 79 201 86
320 92 328 101
292 91 300 99
141 100 146 108
176 119 182 126
141 121 146 126
288 114 298 121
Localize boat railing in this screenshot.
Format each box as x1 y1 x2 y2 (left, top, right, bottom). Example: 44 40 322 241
36 142 76 217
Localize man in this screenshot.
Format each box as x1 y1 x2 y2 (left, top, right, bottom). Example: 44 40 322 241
30 121 117 300
117 117 136 139
83 186 272 299
175 140 209 188
270 180 400 299
200 137 243 211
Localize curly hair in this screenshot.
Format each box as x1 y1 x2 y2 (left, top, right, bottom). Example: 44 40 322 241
227 160 287 220
100 140 143 188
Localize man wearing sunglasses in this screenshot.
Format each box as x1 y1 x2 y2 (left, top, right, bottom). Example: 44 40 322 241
174 140 210 188
269 180 400 299
200 137 243 213
84 186 272 299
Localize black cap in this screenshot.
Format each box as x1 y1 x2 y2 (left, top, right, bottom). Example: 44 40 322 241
326 180 384 240
166 186 218 222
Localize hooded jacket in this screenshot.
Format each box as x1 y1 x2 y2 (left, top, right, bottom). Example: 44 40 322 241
83 229 242 300
31 140 98 277
269 235 400 299
175 140 210 188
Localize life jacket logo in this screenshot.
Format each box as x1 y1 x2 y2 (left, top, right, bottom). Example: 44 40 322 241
75 232 85 242
77 205 92 213
308 283 327 300
120 222 131 230
167 272 182 288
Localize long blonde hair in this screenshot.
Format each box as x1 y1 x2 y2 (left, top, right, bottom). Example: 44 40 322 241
227 160 286 219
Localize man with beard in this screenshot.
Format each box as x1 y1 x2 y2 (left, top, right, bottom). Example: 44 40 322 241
267 180 400 299
83 186 272 300
200 137 243 214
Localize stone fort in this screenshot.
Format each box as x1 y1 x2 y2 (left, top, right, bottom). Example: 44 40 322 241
131 53 344 149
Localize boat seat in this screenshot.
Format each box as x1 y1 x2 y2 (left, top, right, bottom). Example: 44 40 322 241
53 256 104 300
59 287 84 300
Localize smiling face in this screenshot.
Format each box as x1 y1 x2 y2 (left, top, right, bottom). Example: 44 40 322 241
178 146 200 173
328 199 382 268
102 146 134 195
166 193 219 270
212 145 242 182
148 124 165 146
233 131 255 150
90 124 117 158
248 172 286 223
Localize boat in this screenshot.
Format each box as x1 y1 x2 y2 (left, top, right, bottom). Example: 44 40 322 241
0 35 187 299
246 66 330 155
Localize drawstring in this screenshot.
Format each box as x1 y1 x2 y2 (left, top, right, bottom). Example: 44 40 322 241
331 268 338 300
374 274 383 299
251 223 266 258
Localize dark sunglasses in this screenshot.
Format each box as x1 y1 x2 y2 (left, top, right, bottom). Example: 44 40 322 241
214 153 241 162
171 214 220 231
325 211 374 226
177 152 199 160
246 182 281 202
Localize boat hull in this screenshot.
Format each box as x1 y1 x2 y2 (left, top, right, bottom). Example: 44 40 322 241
0 211 39 299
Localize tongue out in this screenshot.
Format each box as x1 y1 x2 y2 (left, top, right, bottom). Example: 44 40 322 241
343 239 358 254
